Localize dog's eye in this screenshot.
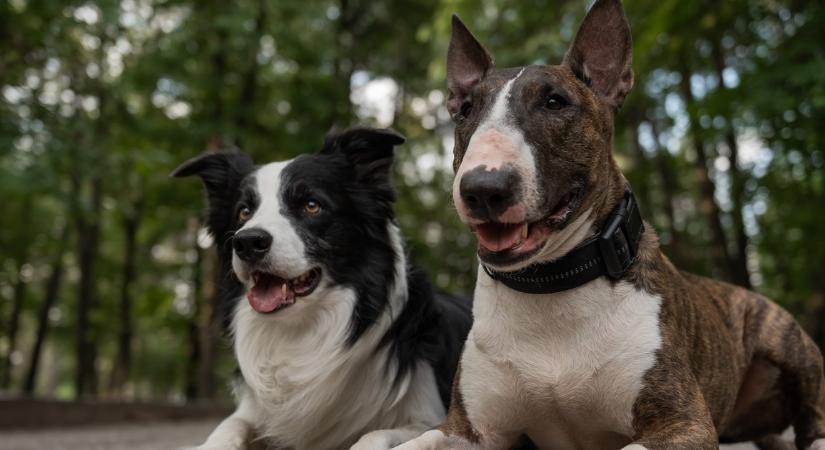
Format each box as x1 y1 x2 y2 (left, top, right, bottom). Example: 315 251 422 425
238 207 252 222
545 94 569 110
456 101 473 122
304 200 321 215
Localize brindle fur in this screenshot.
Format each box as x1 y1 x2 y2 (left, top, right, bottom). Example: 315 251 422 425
435 0 825 448
626 228 825 449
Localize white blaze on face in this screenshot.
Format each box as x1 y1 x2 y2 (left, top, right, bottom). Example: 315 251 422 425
453 68 539 223
232 160 311 282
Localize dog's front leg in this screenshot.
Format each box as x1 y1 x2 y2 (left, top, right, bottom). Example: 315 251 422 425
622 374 718 450
621 414 717 449
192 393 259 450
390 361 524 450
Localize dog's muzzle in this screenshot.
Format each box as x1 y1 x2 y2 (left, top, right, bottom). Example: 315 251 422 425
458 165 523 223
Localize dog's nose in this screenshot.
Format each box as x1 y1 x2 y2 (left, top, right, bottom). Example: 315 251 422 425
233 228 272 262
459 167 520 221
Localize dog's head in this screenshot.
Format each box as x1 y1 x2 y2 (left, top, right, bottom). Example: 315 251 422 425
173 128 405 340
448 0 633 271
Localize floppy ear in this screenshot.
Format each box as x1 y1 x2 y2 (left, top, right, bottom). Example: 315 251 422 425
171 150 255 240
447 15 493 118
563 0 634 109
322 127 405 186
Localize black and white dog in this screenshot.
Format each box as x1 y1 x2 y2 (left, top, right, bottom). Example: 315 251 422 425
172 127 472 450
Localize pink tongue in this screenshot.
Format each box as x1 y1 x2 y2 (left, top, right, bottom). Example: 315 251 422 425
475 223 526 252
247 278 291 313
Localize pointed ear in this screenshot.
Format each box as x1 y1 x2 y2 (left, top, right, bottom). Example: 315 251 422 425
563 0 634 109
447 15 493 117
171 150 255 239
322 127 405 185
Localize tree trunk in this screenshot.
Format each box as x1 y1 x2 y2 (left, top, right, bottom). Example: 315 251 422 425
647 119 689 268
23 225 69 395
807 186 825 349
711 38 752 289
74 177 103 399
328 0 355 128
649 121 678 233
1 257 29 390
189 0 233 399
72 25 113 399
678 65 736 282
185 220 204 400
234 0 266 148
628 122 655 218
1 198 33 389
198 248 220 399
108 195 143 396
207 0 228 150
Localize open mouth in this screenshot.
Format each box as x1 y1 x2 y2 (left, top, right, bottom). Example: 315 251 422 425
246 268 321 314
472 189 581 265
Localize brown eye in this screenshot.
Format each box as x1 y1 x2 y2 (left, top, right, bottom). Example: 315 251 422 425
304 200 321 215
545 94 569 110
238 207 252 222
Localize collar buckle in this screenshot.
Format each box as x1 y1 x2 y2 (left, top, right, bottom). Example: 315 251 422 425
598 190 643 279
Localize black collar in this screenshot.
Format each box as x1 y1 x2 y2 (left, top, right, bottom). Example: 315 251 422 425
482 189 644 295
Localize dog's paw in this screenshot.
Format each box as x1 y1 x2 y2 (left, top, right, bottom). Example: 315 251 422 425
183 442 244 450
350 431 399 450
391 430 460 450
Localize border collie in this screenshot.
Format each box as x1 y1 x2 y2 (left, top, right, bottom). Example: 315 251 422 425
172 127 472 450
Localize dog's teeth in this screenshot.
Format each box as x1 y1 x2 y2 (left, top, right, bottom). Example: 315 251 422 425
521 224 529 240
282 283 287 296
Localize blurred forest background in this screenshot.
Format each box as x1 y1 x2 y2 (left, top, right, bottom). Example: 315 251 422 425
0 0 823 404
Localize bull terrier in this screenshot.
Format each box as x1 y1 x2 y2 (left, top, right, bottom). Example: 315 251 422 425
393 0 825 449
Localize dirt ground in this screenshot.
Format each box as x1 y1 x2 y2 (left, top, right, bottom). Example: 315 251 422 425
0 420 768 450
0 420 218 450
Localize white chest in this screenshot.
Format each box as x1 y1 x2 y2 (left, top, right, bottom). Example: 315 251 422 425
461 270 662 450
230 286 444 450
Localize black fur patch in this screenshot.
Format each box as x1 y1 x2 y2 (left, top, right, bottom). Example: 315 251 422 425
383 267 472 405
278 128 402 343
171 150 256 325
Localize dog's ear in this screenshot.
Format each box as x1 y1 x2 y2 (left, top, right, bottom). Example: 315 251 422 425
171 150 255 239
563 0 634 109
322 127 405 185
447 15 493 118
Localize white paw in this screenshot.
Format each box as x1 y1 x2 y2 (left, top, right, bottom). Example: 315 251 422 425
185 441 244 450
351 431 403 450
391 430 454 450
810 438 825 450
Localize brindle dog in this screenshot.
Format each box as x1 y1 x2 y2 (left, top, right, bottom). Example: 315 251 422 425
393 1 825 449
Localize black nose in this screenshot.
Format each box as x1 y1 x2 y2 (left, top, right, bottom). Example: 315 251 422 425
233 228 272 262
459 167 521 220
